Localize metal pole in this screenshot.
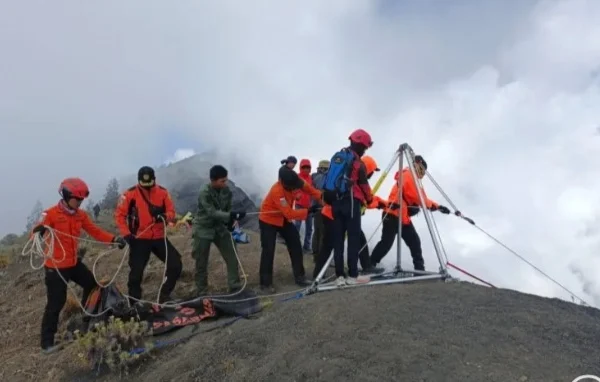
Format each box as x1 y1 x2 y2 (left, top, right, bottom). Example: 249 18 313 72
395 144 406 273
405 147 447 273
317 273 445 292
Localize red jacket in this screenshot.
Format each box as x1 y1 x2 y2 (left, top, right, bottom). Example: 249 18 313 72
34 201 115 269
115 185 176 240
295 159 313 208
349 149 373 204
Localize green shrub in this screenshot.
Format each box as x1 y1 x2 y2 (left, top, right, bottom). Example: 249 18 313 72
75 316 154 376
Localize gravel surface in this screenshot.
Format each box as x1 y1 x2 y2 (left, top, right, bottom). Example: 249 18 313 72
127 281 600 382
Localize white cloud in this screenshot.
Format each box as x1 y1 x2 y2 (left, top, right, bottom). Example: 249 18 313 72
2 0 600 306
164 149 196 165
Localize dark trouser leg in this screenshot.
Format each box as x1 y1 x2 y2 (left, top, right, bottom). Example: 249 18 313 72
303 214 313 250
151 238 183 299
191 236 212 293
313 216 334 279
40 267 69 348
70 262 98 324
311 212 324 256
127 239 152 301
331 200 347 278
345 198 362 278
279 221 306 281
214 233 241 290
259 221 278 287
369 214 399 266
401 222 424 271
358 230 371 270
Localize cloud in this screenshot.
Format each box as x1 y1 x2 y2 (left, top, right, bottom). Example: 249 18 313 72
2 0 600 305
164 149 196 165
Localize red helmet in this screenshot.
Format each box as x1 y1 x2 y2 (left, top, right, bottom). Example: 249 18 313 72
349 129 373 148
59 177 90 200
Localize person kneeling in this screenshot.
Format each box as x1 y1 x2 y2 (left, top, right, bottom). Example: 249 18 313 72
192 165 246 295
259 167 322 292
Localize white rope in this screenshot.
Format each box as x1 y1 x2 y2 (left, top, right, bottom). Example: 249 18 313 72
21 202 391 314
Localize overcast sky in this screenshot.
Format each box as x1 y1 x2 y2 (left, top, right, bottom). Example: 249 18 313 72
2 0 600 306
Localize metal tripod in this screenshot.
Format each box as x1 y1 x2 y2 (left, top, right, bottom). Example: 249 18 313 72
309 143 450 293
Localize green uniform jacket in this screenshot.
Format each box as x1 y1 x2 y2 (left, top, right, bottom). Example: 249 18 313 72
194 184 232 240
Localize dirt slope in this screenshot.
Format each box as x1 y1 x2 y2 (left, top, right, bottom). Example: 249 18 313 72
1 225 600 382
123 282 600 382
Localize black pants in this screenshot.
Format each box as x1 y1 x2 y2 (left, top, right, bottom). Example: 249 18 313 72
313 216 372 279
311 211 325 256
41 263 96 348
370 213 424 271
332 197 362 278
127 238 182 301
259 220 305 286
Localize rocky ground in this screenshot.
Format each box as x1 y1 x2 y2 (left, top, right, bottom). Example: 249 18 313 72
1 221 599 382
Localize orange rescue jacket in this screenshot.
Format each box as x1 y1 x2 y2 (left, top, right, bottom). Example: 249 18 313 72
384 168 438 224
260 181 322 227
115 185 176 240
35 202 115 269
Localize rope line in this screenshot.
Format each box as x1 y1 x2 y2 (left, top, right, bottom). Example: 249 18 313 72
425 171 592 307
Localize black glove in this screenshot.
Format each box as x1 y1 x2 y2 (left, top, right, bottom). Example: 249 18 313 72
388 203 401 211
112 236 127 249
376 201 387 210
230 211 246 221
437 205 450 214
32 225 48 236
308 205 321 214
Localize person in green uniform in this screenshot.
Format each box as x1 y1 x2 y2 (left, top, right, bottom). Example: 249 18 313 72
192 165 246 294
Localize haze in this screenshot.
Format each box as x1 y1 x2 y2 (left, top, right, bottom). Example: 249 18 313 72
2 0 600 305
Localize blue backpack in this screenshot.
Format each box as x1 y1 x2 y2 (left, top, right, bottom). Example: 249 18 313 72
323 148 356 197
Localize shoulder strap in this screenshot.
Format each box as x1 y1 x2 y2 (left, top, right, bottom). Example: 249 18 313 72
136 187 165 215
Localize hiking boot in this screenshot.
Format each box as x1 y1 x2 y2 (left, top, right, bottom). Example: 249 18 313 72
345 275 371 285
41 344 61 355
260 285 276 294
295 278 312 287
335 276 346 287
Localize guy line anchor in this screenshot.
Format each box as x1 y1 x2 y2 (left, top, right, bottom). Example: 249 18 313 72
306 142 452 295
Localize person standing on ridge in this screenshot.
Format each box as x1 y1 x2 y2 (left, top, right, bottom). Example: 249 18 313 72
92 203 100 221
115 166 182 304
313 155 391 282
192 165 246 295
280 155 298 170
32 178 126 353
294 159 315 253
321 129 374 286
310 159 329 259
258 166 322 292
369 155 450 272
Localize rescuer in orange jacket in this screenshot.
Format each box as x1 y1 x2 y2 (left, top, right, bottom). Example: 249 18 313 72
115 166 182 303
32 178 125 353
293 158 316 252
369 155 450 271
258 166 322 292
312 156 396 282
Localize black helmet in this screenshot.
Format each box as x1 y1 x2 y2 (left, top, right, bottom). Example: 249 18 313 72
414 155 427 170
278 167 303 190
138 166 156 187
